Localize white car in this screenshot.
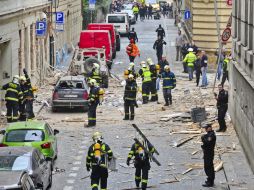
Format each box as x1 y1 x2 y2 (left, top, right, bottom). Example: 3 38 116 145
121 9 136 24
106 13 130 36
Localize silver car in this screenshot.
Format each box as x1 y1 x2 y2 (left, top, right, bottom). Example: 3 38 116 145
0 147 52 190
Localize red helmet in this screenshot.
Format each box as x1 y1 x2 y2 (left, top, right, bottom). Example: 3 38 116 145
130 39 134 43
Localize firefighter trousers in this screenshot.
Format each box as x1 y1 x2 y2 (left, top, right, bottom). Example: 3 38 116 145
150 79 158 101
135 166 149 190
6 101 19 123
19 101 26 121
91 166 108 190
142 81 151 104
88 102 98 126
163 88 172 105
124 100 135 120
26 99 35 119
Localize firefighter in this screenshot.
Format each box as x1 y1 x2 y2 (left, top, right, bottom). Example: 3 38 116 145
183 48 197 81
1 75 23 123
147 58 158 102
221 55 230 87
153 36 167 62
161 65 176 106
201 124 216 187
124 62 137 79
123 74 137 120
88 63 102 87
138 61 152 104
214 84 228 132
128 28 138 43
85 79 103 127
19 69 35 121
132 5 139 21
155 24 165 39
126 138 155 190
126 39 140 62
86 132 113 190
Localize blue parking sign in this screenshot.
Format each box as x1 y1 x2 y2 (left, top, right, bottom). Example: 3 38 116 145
184 10 191 20
36 21 47 36
56 12 64 24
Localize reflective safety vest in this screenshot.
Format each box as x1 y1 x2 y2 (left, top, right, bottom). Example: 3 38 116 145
1 82 23 102
132 7 139 14
183 52 197 67
141 67 152 83
223 58 229 72
90 71 102 85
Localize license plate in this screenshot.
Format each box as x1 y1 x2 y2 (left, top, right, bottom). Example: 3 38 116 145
64 95 78 98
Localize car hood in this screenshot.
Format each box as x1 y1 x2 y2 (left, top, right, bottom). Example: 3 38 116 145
0 171 22 187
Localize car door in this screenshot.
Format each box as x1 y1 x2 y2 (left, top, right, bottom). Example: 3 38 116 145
45 124 57 158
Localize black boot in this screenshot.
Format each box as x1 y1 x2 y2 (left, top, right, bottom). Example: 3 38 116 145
123 115 129 120
135 181 140 188
130 115 134 120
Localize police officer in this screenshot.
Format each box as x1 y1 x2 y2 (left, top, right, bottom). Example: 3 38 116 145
88 63 102 87
183 48 197 81
85 79 103 127
139 61 152 104
201 124 216 187
147 58 158 102
1 75 23 123
155 24 165 39
126 138 155 190
214 84 228 132
128 28 138 43
161 65 176 106
19 69 35 121
86 132 113 190
153 36 167 62
123 74 137 120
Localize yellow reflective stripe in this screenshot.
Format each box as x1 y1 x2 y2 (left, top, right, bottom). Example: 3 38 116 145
7 88 18 93
91 184 98 188
88 118 96 120
108 150 112 153
142 94 148 96
12 116 19 119
5 97 19 101
135 176 141 180
163 86 173 89
125 98 136 100
142 179 148 183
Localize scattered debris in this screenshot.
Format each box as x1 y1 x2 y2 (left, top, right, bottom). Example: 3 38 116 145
174 135 197 147
171 130 201 135
121 185 157 190
214 161 223 172
191 150 200 155
182 168 193 175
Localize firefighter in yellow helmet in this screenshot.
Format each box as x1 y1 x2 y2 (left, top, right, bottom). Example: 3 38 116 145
126 136 155 190
183 48 197 81
86 132 113 190
124 62 137 79
88 63 103 87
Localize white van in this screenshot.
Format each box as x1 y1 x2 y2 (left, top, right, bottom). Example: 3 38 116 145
106 13 130 36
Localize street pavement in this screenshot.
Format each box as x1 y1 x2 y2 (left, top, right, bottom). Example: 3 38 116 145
4 16 253 190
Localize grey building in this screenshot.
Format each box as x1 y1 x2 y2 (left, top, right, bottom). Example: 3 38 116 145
231 0 254 171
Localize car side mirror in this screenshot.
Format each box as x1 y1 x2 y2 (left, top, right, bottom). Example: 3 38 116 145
0 130 5 135
54 129 59 135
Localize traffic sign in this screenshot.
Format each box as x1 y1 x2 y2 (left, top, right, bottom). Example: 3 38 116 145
227 0 232 6
36 21 47 37
221 27 231 42
89 0 96 10
55 12 64 24
55 23 64 32
184 10 191 20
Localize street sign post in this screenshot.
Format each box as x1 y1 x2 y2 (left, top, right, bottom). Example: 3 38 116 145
184 10 191 20
36 21 47 37
221 27 231 42
89 0 96 10
55 12 64 24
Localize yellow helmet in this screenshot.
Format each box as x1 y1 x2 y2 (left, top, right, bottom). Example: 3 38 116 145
124 70 129 75
92 132 102 141
19 76 26 81
99 88 104 95
156 64 160 70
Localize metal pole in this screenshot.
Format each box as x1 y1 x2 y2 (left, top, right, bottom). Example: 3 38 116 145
213 0 223 92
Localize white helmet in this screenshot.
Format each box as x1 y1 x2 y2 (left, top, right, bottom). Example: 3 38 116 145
19 76 26 81
141 61 146 68
13 75 20 84
164 65 170 70
188 48 193 52
129 62 135 67
93 63 100 69
13 75 20 80
92 132 103 142
89 79 97 86
128 74 134 79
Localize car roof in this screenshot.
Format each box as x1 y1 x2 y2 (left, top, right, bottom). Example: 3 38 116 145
0 171 27 187
6 121 46 131
60 75 85 81
0 146 34 157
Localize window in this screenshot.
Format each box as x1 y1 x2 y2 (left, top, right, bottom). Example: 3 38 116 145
108 16 126 23
6 129 45 142
0 155 30 171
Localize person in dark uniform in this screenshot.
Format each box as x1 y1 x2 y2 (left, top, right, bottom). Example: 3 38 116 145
214 84 228 132
1 75 23 123
155 24 165 39
128 28 138 43
148 4 153 19
201 124 216 187
86 132 113 190
123 74 137 120
221 55 230 87
153 36 167 62
147 58 158 102
126 139 155 190
194 52 202 87
158 55 169 74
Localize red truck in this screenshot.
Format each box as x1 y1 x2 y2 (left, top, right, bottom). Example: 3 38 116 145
87 23 121 59
79 30 113 68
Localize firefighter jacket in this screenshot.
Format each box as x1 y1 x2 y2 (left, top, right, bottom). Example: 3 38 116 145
183 52 197 67
139 67 152 83
89 86 100 104
86 143 113 169
1 82 23 102
20 75 33 99
149 65 157 81
217 89 228 108
126 43 140 57
127 142 155 165
201 130 216 156
132 6 139 14
223 58 229 72
161 71 176 89
88 71 102 85
124 79 137 101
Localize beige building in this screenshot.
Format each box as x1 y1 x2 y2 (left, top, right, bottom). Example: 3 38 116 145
182 0 232 52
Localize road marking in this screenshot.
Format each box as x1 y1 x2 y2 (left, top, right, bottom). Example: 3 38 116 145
73 161 82 165
67 179 75 184
63 186 73 190
71 167 80 171
69 173 78 177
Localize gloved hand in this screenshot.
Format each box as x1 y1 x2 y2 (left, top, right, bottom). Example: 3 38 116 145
86 165 91 172
23 68 27 75
126 159 130 166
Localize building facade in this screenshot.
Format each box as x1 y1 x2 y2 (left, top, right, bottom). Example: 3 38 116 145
230 0 254 171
